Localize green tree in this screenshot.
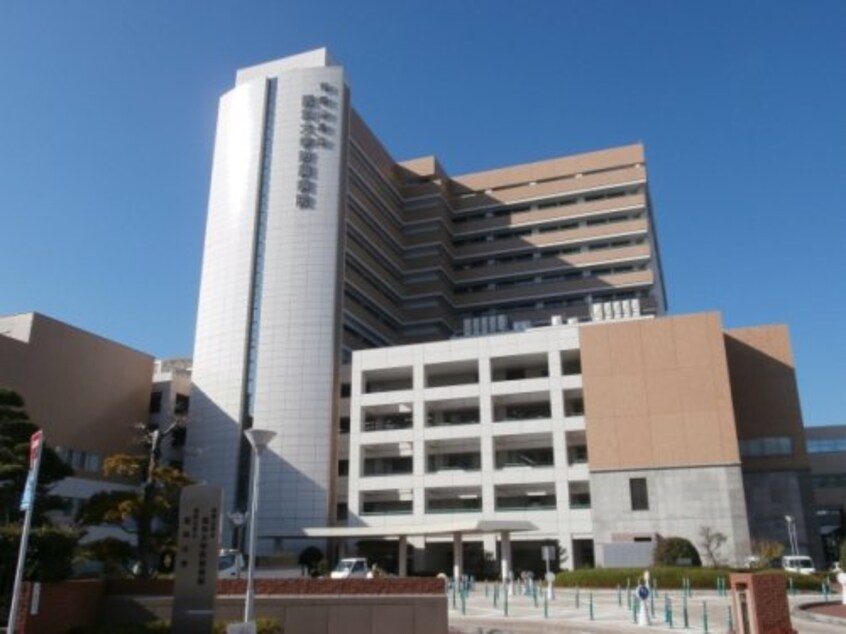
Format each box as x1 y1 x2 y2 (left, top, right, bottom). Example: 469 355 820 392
653 535 702 567
751 539 785 568
78 453 192 578
0 387 74 524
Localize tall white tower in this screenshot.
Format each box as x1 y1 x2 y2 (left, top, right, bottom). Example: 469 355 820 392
187 49 348 555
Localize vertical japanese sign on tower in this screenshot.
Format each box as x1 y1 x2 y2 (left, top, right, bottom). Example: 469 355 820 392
6 430 44 634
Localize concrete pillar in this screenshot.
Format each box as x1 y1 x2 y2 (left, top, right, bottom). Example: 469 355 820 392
500 531 511 583
453 532 463 581
398 535 408 577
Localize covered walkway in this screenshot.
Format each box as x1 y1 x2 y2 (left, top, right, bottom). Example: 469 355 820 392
303 520 537 582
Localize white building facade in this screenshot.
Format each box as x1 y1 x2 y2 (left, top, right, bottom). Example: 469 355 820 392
346 323 595 571
187 49 349 554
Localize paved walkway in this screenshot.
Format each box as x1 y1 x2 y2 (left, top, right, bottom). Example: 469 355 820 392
446 585 844 633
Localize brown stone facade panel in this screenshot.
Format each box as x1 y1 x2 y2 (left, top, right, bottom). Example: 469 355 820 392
725 325 809 472
581 313 741 471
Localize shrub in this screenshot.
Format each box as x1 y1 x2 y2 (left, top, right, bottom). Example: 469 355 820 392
653 536 702 567
554 566 825 591
0 525 79 582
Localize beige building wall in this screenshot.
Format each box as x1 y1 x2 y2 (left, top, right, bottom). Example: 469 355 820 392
724 325 821 562
580 312 740 471
724 325 809 472
0 312 154 470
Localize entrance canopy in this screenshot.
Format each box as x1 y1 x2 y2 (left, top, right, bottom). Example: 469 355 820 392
302 519 537 539
302 520 538 580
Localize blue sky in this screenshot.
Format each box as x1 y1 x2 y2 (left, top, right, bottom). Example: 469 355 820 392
0 1 843 425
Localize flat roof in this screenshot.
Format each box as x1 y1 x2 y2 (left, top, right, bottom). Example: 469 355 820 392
302 520 537 539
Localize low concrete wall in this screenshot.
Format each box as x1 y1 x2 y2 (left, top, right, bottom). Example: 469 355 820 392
104 594 447 634
15 578 448 634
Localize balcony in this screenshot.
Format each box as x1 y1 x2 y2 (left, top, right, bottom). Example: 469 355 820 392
361 490 413 516
491 353 549 382
493 392 552 423
425 360 479 388
426 487 482 514
495 484 556 511
425 397 480 428
495 433 555 469
361 403 414 433
363 367 412 393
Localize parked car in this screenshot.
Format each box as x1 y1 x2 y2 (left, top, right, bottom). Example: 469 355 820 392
330 557 369 579
781 555 815 575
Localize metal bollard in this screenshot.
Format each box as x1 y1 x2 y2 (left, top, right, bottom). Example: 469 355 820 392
504 583 509 617
493 582 498 607
726 604 733 631
683 594 689 629
575 586 580 609
533 584 538 608
544 591 548 619
617 583 622 607
589 592 594 620
485 580 488 597
702 600 708 634
460 590 466 615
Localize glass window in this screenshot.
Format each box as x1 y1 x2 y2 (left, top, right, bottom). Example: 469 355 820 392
630 477 649 511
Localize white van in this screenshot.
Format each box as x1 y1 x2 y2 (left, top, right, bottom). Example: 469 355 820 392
781 555 815 575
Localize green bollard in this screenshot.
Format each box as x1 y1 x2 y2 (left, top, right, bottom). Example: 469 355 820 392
650 587 655 618
617 583 622 607
654 577 659 599
632 598 638 624
589 592 594 620
575 586 580 609
452 582 456 609
485 580 488 597
504 583 509 616
493 583 498 607
788 577 795 596
702 600 708 634
664 595 670 624
544 591 548 619
726 604 733 630
627 588 632 610
683 594 689 629
533 584 538 608
461 591 466 615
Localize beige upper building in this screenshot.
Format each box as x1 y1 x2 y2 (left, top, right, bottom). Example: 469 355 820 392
0 312 154 474
344 119 666 353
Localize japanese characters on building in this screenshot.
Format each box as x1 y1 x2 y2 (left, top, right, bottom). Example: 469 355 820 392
296 81 338 209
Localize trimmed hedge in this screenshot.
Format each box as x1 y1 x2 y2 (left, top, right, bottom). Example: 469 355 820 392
555 566 826 591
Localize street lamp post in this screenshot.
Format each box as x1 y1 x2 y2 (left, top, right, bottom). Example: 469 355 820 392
243 428 276 624
785 515 798 557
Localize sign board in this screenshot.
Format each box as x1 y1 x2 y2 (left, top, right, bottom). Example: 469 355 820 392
172 484 224 634
541 546 556 562
545 572 556 583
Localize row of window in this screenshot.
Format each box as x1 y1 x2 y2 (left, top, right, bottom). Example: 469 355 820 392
451 185 641 221
738 436 793 458
338 445 589 476
453 264 645 295
807 438 846 454
451 212 643 248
